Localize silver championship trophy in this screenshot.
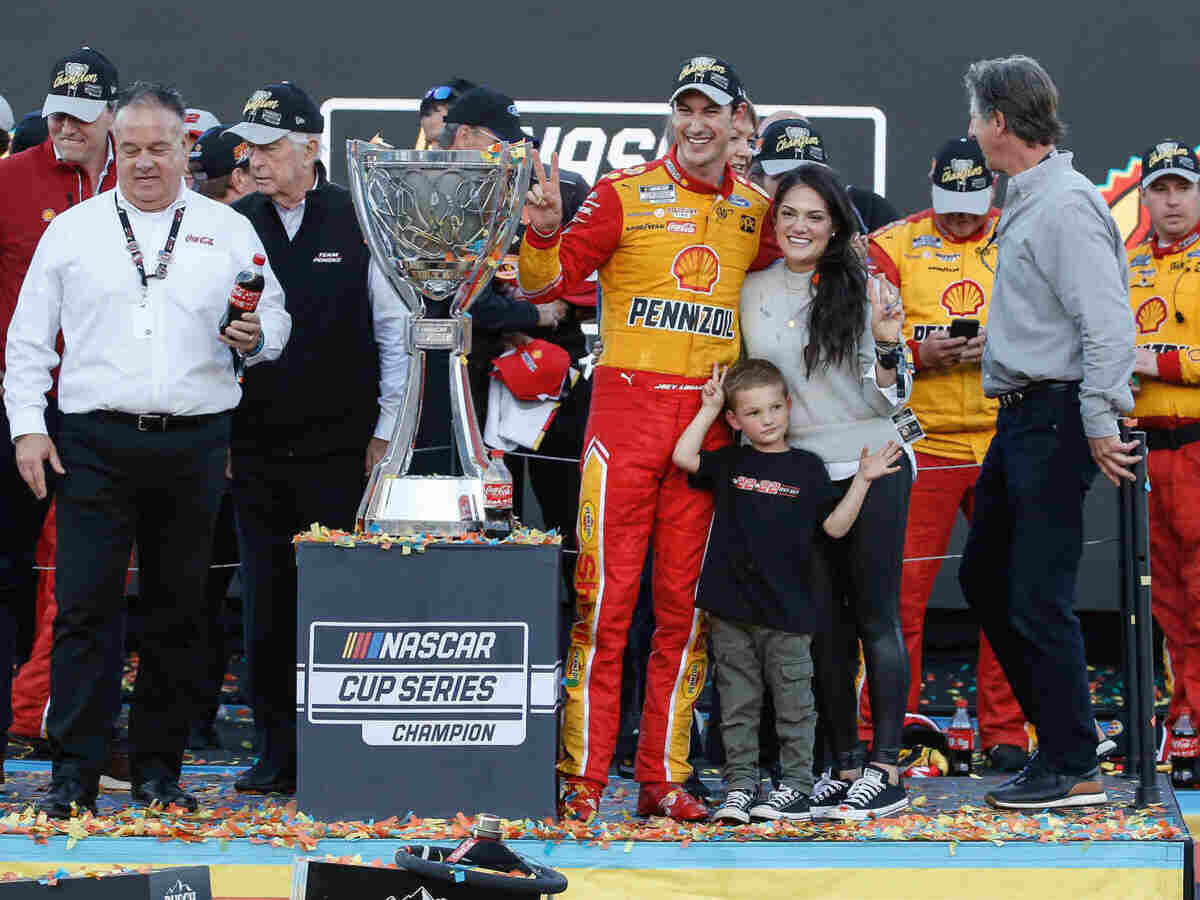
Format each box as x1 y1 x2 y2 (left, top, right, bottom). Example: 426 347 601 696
347 141 533 535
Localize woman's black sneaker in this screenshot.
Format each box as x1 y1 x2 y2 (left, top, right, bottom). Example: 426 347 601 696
749 785 812 821
712 788 756 824
829 764 909 821
808 768 852 818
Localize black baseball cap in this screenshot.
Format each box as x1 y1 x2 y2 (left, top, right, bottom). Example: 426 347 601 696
419 77 476 117
11 111 49 155
188 126 251 181
669 55 745 107
444 87 527 144
1141 140 1200 189
756 118 827 176
930 137 993 215
42 46 118 123
227 82 324 145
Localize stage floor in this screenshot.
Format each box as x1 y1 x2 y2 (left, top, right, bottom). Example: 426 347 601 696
0 763 1191 899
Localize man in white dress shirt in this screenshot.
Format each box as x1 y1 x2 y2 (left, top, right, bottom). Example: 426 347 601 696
3 82 291 818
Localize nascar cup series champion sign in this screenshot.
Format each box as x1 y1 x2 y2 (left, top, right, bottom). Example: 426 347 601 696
296 540 561 821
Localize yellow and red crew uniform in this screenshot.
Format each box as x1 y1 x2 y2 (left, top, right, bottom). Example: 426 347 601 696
866 209 1028 752
1127 223 1200 751
520 146 776 793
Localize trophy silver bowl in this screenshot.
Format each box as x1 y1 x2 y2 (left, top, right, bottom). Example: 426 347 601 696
347 141 533 535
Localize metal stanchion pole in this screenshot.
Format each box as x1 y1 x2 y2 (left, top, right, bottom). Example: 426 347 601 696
1118 423 1142 779
1129 430 1161 807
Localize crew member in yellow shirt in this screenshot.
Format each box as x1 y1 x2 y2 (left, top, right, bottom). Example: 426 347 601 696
1127 140 1200 758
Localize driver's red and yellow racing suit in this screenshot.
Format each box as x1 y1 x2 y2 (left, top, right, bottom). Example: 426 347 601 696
520 146 776 785
1127 224 1200 757
867 209 1027 753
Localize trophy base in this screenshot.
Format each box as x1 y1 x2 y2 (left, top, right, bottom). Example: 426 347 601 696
359 474 486 537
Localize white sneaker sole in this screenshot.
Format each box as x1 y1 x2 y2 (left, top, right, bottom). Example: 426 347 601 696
828 796 910 821
749 807 812 821
99 774 131 792
809 804 842 819
712 809 750 824
987 791 1108 810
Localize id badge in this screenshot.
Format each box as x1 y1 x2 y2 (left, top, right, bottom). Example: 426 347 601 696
892 407 926 445
131 301 153 341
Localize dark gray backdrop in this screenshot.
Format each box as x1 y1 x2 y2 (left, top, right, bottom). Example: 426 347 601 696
7 2 1188 611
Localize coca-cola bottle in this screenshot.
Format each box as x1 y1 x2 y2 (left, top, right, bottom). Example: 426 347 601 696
1171 710 1198 789
482 449 513 539
947 698 975 776
220 253 266 334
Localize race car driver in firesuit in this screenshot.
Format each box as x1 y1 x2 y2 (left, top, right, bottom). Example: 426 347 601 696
519 55 778 822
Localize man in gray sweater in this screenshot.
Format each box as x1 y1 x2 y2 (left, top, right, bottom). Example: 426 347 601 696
958 55 1139 810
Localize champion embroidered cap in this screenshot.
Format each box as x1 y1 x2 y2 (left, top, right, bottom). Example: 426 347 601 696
188 126 251 181
42 47 119 123
670 55 745 107
445 87 527 144
184 108 220 139
492 339 571 402
930 137 993 215
227 82 324 145
755 118 827 176
0 95 13 133
1140 139 1200 189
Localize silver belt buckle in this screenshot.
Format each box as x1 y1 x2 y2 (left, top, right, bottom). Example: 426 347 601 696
137 414 166 432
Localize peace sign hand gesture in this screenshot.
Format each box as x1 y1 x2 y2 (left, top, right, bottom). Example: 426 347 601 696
526 149 563 235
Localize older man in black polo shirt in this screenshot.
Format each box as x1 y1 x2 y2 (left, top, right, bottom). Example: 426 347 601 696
226 82 410 794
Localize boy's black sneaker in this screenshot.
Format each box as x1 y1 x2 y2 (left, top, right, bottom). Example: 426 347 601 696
985 767 1108 810
712 788 756 824
749 785 812 821
829 764 909 821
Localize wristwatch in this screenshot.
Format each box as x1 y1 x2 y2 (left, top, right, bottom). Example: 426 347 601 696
876 345 902 370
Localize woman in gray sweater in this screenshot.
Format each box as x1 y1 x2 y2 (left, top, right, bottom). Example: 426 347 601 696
740 164 912 820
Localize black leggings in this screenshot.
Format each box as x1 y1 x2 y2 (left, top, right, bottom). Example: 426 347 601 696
812 455 912 768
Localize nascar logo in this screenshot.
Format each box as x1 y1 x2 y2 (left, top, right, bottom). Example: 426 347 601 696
341 629 496 660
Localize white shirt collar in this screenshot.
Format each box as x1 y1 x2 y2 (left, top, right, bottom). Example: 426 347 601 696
52 134 116 182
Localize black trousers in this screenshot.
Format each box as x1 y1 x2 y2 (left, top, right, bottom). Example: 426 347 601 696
958 385 1097 775
232 448 364 771
812 454 912 768
0 399 58 737
51 412 227 786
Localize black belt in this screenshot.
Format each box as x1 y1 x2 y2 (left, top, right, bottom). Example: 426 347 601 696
91 411 227 432
1143 422 1200 451
996 380 1079 409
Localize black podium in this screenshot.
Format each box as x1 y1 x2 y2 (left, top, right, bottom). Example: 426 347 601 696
295 541 562 822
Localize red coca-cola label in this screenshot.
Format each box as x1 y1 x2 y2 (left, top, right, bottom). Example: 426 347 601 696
484 482 512 509
946 730 974 752
229 284 261 312
1172 735 1200 758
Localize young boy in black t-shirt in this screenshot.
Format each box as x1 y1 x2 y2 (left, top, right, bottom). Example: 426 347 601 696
672 359 901 823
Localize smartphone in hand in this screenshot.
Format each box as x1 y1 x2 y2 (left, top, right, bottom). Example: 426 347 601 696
949 318 980 340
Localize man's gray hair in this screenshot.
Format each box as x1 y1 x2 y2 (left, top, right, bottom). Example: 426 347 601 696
114 81 186 124
964 55 1066 147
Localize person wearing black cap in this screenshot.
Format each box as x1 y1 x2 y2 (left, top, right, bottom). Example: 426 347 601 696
418 77 475 146
226 82 411 795
0 46 120 787
752 116 899 236
9 111 50 156
1127 140 1200 761
188 126 254 204
863 138 1030 774
519 55 780 823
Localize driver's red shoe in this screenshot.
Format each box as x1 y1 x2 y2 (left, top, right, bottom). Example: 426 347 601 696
636 782 709 821
558 777 604 823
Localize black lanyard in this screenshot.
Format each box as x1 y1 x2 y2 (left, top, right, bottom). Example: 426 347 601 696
115 194 186 292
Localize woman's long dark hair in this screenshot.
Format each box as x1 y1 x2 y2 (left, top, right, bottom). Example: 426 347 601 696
771 165 867 377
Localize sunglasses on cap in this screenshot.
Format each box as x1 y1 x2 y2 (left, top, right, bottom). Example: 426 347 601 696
424 85 454 101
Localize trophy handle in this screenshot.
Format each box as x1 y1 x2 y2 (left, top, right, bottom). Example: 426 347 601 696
450 351 488 478
357 347 426 530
